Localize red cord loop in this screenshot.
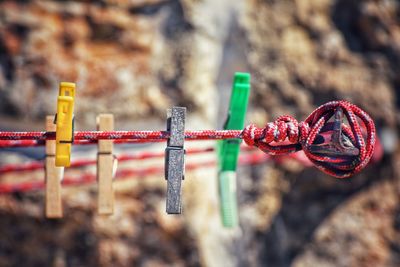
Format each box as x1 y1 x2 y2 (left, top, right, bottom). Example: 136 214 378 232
243 101 376 178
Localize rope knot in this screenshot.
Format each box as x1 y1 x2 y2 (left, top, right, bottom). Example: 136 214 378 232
243 101 376 178
243 117 307 155
243 124 263 147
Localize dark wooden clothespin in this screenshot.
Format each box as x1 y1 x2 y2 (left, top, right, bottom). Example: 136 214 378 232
164 107 186 214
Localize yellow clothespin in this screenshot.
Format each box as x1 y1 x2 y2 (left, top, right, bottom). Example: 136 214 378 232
55 82 75 167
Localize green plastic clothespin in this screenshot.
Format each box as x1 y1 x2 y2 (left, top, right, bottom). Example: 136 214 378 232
218 72 251 228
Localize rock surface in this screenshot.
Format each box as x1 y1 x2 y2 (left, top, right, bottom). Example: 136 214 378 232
0 0 399 266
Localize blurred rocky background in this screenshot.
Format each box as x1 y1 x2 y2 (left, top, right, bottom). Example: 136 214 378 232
0 0 399 266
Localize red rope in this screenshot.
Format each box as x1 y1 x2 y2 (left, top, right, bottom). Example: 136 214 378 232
0 145 319 175
0 130 241 141
242 101 375 178
0 139 165 148
0 147 215 174
0 152 269 193
0 101 376 178
0 144 384 194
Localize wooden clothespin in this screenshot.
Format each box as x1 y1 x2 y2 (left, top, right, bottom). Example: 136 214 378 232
45 116 63 218
218 72 251 227
55 82 75 167
96 114 115 215
165 107 186 214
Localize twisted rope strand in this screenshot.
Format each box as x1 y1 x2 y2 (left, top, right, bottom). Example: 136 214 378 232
242 101 376 178
0 101 376 178
0 130 243 141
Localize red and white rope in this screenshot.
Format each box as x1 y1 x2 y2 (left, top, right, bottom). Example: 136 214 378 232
0 101 376 178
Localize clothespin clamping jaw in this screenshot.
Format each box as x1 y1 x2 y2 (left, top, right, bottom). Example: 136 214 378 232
165 107 186 214
54 82 75 167
218 72 251 227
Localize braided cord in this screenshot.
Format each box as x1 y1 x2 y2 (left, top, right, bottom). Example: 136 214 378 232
242 101 375 178
0 101 376 178
0 130 242 141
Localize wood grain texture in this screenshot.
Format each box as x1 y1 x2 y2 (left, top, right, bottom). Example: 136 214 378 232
97 114 114 153
45 157 63 218
97 114 114 215
97 154 114 215
45 115 63 218
45 116 56 156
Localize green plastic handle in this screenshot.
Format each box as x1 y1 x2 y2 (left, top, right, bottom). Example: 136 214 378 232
218 72 251 227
